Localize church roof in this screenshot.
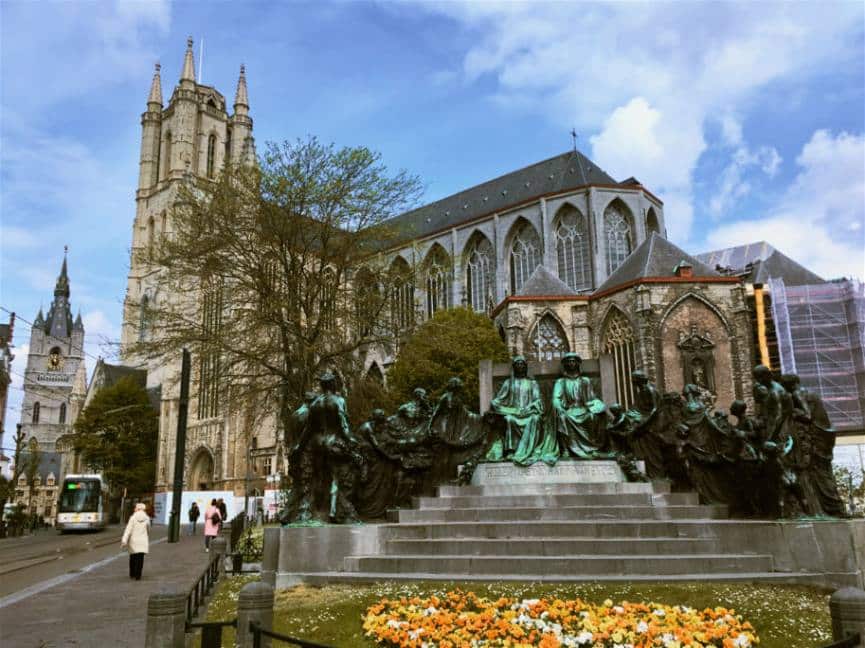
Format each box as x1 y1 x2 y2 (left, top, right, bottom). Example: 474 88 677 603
516 265 579 297
384 151 624 246
595 233 719 293
95 360 147 390
695 241 824 286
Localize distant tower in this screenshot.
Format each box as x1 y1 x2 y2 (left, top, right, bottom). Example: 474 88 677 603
20 251 86 453
121 38 255 366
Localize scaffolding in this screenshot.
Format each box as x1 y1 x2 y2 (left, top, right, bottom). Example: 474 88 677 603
770 277 865 432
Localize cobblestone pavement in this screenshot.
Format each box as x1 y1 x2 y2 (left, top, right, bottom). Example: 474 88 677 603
0 529 214 647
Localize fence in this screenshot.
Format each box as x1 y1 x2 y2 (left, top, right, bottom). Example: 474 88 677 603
824 634 861 648
249 620 333 647
186 544 223 622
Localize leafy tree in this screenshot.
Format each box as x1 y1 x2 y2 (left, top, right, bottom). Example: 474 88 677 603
387 307 509 409
0 425 27 522
834 465 865 517
129 137 422 444
72 376 158 497
23 437 42 514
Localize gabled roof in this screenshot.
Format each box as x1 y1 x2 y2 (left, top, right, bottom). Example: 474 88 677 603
695 241 824 286
596 233 719 293
384 151 624 245
516 265 578 297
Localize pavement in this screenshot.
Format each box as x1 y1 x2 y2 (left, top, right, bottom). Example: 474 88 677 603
0 528 214 648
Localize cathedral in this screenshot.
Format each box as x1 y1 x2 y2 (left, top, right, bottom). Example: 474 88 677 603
119 40 756 496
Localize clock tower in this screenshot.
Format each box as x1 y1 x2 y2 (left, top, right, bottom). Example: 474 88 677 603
20 251 87 453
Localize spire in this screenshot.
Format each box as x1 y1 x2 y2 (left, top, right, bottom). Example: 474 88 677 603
234 63 249 112
54 247 70 299
34 307 45 328
147 62 163 108
180 36 196 84
74 310 84 331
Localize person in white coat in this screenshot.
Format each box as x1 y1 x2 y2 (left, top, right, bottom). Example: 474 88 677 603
121 502 151 580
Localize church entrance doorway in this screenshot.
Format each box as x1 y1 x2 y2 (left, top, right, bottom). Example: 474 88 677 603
189 449 214 490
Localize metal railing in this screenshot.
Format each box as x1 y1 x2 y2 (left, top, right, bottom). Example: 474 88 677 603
186 551 222 623
250 621 334 648
186 619 236 648
823 633 861 648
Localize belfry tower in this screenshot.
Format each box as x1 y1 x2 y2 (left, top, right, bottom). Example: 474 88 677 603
20 251 86 453
120 37 255 368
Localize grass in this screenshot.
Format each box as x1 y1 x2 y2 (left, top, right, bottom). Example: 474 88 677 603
201 577 834 647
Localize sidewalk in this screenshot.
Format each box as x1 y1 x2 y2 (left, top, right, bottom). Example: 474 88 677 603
0 530 213 648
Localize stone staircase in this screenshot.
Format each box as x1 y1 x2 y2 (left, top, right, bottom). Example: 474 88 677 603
314 481 821 583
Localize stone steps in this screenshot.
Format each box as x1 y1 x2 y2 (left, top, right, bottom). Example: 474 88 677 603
343 553 775 576
436 481 670 497
385 537 722 556
413 492 699 509
385 520 720 540
397 504 727 523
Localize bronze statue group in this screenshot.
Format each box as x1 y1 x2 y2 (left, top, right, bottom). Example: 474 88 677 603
280 355 847 524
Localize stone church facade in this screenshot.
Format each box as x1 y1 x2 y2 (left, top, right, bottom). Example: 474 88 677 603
119 40 754 495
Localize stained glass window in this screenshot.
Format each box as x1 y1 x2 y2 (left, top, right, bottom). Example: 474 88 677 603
528 314 570 361
603 309 637 408
425 249 451 318
465 235 494 312
604 203 633 275
509 222 542 294
556 206 592 291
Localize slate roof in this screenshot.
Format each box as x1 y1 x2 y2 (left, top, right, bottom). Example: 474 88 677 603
516 265 579 297
695 241 824 286
16 451 62 482
595 233 720 293
99 362 147 389
384 151 622 245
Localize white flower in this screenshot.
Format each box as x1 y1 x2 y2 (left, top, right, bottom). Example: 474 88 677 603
733 635 751 647
422 606 437 616
636 621 649 633
576 631 594 645
613 605 625 614
653 608 666 617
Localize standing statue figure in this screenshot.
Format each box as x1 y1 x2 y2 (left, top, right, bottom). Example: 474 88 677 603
781 374 846 517
553 353 611 459
353 409 397 519
303 372 365 523
625 371 666 478
390 387 433 439
485 356 555 465
752 365 793 444
280 391 318 523
607 403 648 481
729 399 764 516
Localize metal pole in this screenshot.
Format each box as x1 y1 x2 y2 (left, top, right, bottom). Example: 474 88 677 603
168 349 191 543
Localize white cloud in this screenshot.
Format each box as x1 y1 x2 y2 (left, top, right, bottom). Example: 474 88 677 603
709 142 783 217
706 130 865 280
419 2 862 243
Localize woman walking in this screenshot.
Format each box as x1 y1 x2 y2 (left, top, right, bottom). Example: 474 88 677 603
203 499 221 551
121 503 150 580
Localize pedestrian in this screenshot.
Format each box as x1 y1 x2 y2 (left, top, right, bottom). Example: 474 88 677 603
217 498 227 530
188 501 200 535
204 499 221 552
121 503 150 581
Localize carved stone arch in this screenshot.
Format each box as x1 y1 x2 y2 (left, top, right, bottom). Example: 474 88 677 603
600 305 638 407
422 243 452 317
206 129 219 178
462 230 496 312
422 241 451 268
552 202 593 291
388 256 415 332
527 310 571 361
504 217 543 295
188 446 215 490
659 291 732 336
366 361 384 385
646 206 660 235
601 197 636 275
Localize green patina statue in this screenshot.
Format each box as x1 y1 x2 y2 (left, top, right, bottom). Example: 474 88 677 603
553 353 612 460
485 356 557 466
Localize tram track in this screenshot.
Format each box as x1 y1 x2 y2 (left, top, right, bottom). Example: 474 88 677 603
0 531 119 574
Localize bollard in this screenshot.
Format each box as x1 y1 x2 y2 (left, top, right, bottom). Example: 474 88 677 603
260 527 279 587
236 581 274 648
144 589 187 648
830 587 865 647
211 535 228 577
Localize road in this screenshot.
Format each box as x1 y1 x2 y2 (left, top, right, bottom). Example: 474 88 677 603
0 524 168 598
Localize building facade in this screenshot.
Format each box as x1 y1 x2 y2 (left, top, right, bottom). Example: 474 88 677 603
121 40 759 495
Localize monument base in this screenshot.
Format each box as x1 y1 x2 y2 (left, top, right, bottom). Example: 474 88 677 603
470 459 631 486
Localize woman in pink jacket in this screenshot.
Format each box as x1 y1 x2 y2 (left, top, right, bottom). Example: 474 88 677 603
203 499 221 551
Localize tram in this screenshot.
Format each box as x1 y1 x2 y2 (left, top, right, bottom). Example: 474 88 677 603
56 474 108 532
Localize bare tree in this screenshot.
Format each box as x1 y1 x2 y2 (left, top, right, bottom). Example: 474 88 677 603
129 137 422 443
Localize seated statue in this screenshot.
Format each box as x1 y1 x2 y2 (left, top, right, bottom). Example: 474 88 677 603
607 403 648 481
553 353 611 459
625 370 666 479
485 356 556 466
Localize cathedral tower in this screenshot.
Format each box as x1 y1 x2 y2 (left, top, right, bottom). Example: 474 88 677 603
20 252 86 453
121 38 255 365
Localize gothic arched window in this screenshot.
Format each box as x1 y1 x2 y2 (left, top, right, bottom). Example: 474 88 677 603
604 201 633 275
603 309 637 407
465 234 495 313
509 222 542 295
425 247 451 318
206 134 216 179
32 402 40 424
320 269 337 331
197 277 224 420
225 127 233 164
354 267 379 338
147 216 156 257
389 258 414 333
139 294 151 341
59 403 67 424
162 131 172 180
646 207 660 235
555 205 592 291
528 314 570 361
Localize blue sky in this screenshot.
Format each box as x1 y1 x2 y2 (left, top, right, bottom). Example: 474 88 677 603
1 1 864 444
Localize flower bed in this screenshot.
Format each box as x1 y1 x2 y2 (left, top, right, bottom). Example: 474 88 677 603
363 590 759 648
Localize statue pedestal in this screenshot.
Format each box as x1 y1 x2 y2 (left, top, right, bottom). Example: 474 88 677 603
470 460 627 486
